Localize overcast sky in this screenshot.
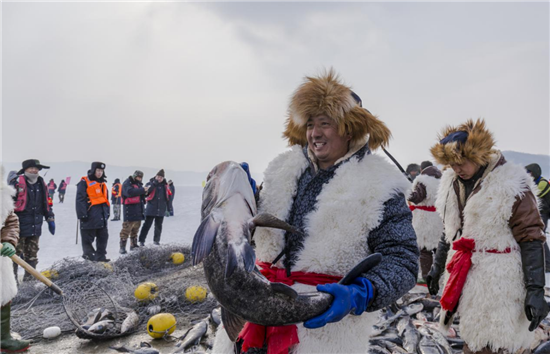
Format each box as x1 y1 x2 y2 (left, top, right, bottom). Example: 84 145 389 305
2 2 548 176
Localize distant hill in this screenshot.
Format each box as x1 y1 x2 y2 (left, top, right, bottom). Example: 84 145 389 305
2 161 209 187
502 151 550 178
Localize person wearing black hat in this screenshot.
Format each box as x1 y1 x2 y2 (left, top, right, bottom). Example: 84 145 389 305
75 162 110 262
58 179 67 203
139 169 171 246
406 163 421 181
119 170 149 254
9 159 55 282
111 178 122 221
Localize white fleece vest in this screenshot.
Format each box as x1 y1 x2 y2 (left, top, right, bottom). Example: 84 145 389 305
213 146 410 354
410 174 443 250
436 158 537 352
1 167 18 306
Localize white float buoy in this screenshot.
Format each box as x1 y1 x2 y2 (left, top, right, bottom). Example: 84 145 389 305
43 326 61 339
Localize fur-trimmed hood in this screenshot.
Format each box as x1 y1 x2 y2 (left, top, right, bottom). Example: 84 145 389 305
430 119 496 166
0 166 16 226
283 69 391 151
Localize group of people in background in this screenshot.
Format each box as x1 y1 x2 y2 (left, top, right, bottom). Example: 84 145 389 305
4 161 177 272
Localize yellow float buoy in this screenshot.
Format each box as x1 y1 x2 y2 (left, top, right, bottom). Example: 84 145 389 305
40 269 59 279
147 313 176 339
170 252 185 265
134 282 158 301
185 285 207 302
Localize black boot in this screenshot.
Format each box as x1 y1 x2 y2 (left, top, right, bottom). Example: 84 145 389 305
426 234 450 296
129 238 139 251
0 303 30 352
22 261 37 282
520 240 550 331
119 240 127 255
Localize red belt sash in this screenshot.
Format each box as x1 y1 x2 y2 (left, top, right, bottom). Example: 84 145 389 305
409 205 436 212
238 261 342 354
440 238 512 312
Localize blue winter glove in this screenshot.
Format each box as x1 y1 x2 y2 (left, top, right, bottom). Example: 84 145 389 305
48 220 56 235
240 162 257 194
303 277 374 329
0 242 16 257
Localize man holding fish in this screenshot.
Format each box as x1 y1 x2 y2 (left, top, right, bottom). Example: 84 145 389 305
209 70 419 353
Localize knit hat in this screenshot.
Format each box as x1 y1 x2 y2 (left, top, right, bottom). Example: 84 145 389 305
114 178 120 184
420 161 433 171
525 163 542 180
133 170 144 179
17 159 50 175
283 69 391 150
406 163 420 174
157 169 165 178
430 119 495 166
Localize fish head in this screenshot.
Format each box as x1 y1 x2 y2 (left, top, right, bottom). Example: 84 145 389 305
202 161 256 218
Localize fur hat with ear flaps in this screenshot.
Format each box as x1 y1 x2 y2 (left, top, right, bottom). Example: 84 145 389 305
282 69 391 150
430 118 496 167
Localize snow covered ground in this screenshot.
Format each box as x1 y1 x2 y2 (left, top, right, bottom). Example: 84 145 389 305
18 185 202 274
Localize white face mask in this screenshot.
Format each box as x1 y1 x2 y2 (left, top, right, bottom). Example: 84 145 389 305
24 172 39 184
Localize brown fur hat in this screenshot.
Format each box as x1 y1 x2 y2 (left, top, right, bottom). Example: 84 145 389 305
430 119 496 166
282 69 391 150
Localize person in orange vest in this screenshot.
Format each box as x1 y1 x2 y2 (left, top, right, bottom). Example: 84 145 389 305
111 178 122 221
76 162 110 262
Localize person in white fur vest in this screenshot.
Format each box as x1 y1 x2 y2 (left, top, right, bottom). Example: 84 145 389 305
427 119 548 354
407 161 443 282
1 168 31 352
212 70 419 354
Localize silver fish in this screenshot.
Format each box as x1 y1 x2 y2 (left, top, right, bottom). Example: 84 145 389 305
402 302 424 316
110 343 160 354
121 311 140 334
369 345 391 354
192 161 382 341
418 336 444 354
87 320 114 334
81 307 103 327
402 320 420 353
173 320 208 353
210 307 221 327
98 308 115 322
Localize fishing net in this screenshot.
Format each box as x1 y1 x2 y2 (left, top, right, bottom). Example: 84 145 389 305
10 244 218 342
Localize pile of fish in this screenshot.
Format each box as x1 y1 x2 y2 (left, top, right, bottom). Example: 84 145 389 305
109 307 221 354
75 307 140 339
368 289 550 354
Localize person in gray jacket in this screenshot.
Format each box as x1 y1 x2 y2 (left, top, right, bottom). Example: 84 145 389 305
138 169 171 246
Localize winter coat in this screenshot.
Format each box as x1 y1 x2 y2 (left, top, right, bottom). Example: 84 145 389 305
144 178 170 217
58 181 67 194
48 182 57 193
122 176 146 222
408 166 443 250
1 171 19 305
11 175 54 237
168 184 175 210
213 144 418 354
111 183 122 204
437 152 545 352
76 171 110 230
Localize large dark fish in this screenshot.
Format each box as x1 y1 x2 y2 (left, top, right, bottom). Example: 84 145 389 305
192 161 382 341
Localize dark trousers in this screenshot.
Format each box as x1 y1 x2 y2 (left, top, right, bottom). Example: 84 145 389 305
139 216 164 243
542 214 550 272
81 228 109 261
419 248 434 280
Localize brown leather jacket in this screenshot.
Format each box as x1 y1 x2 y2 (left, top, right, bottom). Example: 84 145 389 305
1 212 20 247
454 154 545 243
